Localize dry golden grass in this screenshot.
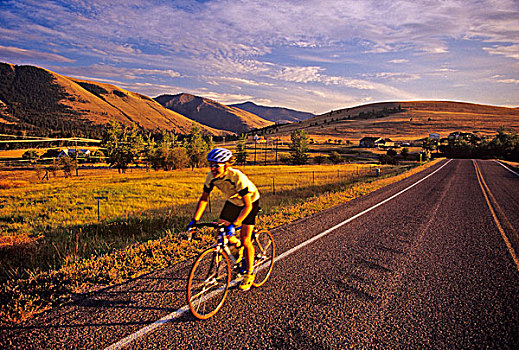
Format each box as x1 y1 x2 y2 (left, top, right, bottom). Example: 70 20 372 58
0 159 438 325
271 101 519 142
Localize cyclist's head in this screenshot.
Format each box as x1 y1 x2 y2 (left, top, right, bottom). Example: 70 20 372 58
207 148 232 164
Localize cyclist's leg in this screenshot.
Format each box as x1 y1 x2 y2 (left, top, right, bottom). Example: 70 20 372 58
240 224 255 273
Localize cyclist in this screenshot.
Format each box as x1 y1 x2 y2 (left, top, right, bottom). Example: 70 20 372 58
187 147 260 291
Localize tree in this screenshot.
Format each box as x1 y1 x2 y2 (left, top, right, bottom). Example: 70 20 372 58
22 150 39 160
141 132 156 170
422 137 437 152
58 156 77 178
400 147 409 159
235 135 248 165
289 129 309 165
166 146 189 170
101 121 144 173
90 149 105 164
379 149 398 165
185 124 212 169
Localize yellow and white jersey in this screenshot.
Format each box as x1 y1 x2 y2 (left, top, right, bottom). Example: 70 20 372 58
203 167 260 206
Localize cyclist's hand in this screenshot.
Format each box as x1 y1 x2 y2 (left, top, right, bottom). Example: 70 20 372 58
186 219 197 231
225 223 236 237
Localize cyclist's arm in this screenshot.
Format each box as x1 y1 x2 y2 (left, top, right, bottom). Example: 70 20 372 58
192 191 210 221
233 192 253 227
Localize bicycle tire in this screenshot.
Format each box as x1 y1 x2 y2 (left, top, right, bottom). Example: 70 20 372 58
187 247 231 319
252 229 275 287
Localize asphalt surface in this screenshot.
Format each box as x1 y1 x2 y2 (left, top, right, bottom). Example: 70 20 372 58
1 159 518 349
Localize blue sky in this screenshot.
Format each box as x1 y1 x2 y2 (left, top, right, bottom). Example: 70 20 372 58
1 0 518 114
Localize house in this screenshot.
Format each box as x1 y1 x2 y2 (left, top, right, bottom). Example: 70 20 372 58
376 138 395 148
429 133 440 139
448 132 472 141
359 137 382 148
57 149 91 158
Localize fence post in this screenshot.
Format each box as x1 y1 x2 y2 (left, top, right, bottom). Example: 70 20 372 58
272 177 275 194
313 171 315 185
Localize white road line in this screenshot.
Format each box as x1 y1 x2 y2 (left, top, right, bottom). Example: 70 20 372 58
495 160 519 177
105 159 452 350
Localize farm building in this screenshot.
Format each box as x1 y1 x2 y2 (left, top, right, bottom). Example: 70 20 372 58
57 149 91 158
359 137 383 148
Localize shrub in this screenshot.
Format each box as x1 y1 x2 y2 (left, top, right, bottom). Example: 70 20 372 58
313 155 326 165
328 151 343 164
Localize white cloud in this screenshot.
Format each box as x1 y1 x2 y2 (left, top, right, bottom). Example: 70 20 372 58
206 76 274 87
483 44 519 60
273 65 419 98
274 66 323 83
389 59 409 64
495 78 519 84
0 45 74 62
54 64 181 80
2 0 518 110
367 72 420 82
194 91 254 104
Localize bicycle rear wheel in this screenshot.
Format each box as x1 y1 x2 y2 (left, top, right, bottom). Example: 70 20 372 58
252 230 275 287
187 248 231 319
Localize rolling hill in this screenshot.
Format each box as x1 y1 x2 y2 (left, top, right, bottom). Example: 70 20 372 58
155 93 274 134
0 63 227 137
257 101 519 142
229 101 314 124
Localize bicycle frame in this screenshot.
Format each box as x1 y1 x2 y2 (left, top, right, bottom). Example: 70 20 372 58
186 222 275 319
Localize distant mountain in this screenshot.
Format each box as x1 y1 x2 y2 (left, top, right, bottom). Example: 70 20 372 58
155 93 274 134
229 101 314 124
0 62 227 137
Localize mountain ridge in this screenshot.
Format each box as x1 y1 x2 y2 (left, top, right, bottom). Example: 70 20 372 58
229 101 314 124
0 62 228 137
154 93 274 134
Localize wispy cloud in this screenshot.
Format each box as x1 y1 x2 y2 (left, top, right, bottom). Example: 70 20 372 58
1 0 518 111
389 59 409 64
0 45 74 63
56 64 181 80
483 44 519 60
205 76 274 87
194 91 254 104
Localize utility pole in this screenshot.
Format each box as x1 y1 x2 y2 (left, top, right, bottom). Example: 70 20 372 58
264 139 267 166
254 134 259 165
275 140 278 164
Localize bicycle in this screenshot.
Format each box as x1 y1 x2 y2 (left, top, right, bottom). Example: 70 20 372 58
186 222 275 319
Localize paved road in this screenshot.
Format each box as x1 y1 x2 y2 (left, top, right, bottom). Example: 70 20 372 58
2 159 518 349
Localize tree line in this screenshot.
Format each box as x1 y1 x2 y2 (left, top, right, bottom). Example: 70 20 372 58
102 122 313 172
101 121 214 173
434 128 518 161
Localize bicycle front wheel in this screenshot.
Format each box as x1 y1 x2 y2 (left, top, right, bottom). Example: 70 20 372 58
187 248 231 319
252 230 275 287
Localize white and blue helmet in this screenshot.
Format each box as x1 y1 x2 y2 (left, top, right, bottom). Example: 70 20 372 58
207 148 232 163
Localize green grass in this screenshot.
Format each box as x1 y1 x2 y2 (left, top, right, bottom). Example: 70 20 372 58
0 160 440 325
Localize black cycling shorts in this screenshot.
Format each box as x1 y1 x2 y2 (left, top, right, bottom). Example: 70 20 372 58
219 200 260 225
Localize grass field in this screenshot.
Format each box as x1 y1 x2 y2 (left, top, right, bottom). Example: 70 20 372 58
0 159 439 324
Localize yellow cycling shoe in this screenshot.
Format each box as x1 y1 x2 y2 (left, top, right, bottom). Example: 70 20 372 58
239 272 255 291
